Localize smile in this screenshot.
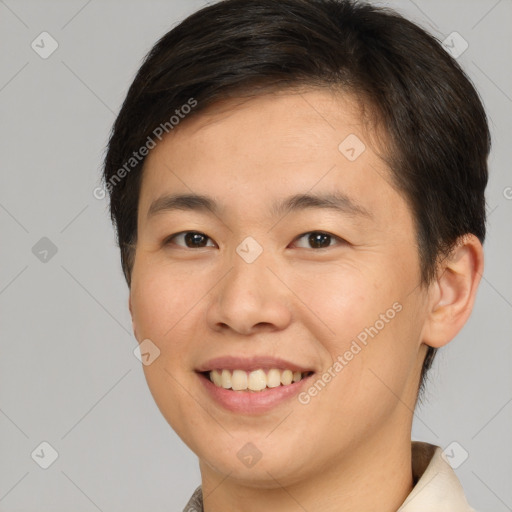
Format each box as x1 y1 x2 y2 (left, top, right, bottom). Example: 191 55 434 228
206 368 314 391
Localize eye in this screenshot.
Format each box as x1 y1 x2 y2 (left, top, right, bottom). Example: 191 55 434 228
291 231 345 249
164 231 216 249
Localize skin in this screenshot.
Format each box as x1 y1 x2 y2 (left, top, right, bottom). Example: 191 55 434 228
128 89 483 512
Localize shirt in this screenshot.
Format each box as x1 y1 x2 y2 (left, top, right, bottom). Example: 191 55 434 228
182 442 476 511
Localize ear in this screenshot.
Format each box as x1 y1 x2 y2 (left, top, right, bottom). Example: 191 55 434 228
129 294 138 341
421 234 484 348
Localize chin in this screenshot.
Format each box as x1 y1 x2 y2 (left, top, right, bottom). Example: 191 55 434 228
196 439 316 488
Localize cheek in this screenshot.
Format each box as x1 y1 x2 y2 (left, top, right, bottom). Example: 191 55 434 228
130 263 205 437
130 260 204 351
290 261 419 401
286 261 388 348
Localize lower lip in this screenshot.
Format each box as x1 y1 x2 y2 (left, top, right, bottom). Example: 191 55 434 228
197 372 314 414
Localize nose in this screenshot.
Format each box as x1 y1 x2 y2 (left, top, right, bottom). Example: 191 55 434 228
205 250 293 336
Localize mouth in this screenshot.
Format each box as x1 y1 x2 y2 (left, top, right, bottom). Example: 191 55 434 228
195 355 316 413
199 368 315 392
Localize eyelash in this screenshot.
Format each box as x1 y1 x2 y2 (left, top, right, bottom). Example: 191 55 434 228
163 231 346 250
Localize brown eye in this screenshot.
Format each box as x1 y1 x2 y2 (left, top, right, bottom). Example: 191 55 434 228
293 231 344 249
165 231 215 248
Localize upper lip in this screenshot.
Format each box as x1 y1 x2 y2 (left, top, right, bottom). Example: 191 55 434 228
196 355 315 373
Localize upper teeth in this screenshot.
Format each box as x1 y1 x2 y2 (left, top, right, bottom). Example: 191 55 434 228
209 369 307 391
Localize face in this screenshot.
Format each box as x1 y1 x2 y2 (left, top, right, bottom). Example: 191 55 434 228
129 89 430 487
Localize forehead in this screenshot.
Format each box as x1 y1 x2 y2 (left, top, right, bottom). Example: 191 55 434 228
138 89 409 232
156 89 370 159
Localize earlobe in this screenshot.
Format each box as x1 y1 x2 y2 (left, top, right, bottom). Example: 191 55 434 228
421 234 484 349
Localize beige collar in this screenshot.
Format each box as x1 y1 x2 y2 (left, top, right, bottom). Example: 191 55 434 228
398 441 475 511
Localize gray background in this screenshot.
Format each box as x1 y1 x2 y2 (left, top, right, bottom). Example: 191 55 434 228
0 0 511 510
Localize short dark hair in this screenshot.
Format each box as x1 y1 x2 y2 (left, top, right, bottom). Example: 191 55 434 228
103 0 490 396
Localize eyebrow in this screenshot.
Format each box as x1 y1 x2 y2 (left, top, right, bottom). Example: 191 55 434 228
146 191 372 220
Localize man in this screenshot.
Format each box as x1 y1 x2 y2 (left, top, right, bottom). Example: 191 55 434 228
103 1 489 510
